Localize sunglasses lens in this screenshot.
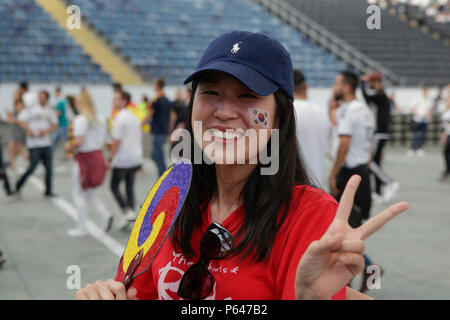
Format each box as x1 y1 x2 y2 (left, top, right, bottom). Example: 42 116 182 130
177 223 233 300
178 263 213 300
201 224 233 259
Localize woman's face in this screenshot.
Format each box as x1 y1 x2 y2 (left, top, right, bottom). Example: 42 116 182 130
191 71 277 165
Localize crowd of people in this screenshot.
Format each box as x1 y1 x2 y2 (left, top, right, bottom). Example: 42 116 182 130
0 81 189 239
294 69 450 292
0 39 448 298
369 0 450 23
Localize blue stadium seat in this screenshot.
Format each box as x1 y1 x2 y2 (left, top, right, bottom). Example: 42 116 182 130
0 0 111 83
66 0 347 87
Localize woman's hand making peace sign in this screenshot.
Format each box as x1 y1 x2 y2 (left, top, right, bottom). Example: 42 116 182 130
295 175 409 300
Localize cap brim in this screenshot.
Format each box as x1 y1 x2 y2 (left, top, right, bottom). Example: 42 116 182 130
183 61 279 96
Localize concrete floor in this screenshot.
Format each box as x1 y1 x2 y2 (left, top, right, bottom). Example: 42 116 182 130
0 146 449 299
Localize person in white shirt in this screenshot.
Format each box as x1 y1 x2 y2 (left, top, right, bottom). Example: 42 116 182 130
293 70 330 186
408 86 433 156
15 90 58 197
330 71 377 293
65 91 113 237
108 91 143 229
440 96 450 181
18 82 38 110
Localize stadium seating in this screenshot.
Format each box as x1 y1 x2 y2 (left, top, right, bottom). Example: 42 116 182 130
0 0 111 83
393 1 450 39
283 0 450 86
65 0 347 87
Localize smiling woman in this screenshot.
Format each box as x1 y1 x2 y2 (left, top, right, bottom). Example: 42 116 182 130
75 30 409 301
191 71 278 168
173 66 308 266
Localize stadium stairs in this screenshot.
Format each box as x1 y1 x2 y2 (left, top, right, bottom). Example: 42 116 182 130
35 0 143 85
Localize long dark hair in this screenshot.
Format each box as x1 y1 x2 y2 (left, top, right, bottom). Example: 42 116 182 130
170 80 315 262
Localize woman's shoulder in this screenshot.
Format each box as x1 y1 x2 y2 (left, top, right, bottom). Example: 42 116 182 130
280 184 339 234
291 184 338 211
269 185 339 278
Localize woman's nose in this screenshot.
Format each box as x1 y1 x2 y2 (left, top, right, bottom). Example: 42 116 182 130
214 99 238 121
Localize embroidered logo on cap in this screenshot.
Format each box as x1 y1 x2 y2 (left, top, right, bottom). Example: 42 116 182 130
231 42 242 54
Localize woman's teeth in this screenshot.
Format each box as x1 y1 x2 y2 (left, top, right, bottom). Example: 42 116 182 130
210 129 244 140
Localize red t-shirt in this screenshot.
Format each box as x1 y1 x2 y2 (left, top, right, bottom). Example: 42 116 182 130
115 185 346 300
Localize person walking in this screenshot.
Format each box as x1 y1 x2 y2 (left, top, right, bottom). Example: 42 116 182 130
408 86 433 157
144 78 175 176
360 71 399 203
65 91 113 237
15 90 58 197
109 91 143 229
18 82 37 109
6 98 29 172
329 71 379 292
170 89 189 151
293 69 330 186
51 88 71 156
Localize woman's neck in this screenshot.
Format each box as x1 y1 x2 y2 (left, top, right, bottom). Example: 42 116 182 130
210 164 256 224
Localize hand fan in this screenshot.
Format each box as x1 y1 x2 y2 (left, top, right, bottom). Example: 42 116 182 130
116 160 192 289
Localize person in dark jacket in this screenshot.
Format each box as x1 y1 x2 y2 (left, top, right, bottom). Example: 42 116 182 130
144 78 175 176
361 71 399 204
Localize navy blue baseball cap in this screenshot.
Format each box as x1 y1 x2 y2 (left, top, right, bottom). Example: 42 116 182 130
183 31 294 101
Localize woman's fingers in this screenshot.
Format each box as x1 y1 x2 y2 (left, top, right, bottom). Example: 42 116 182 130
74 279 129 300
314 235 365 256
74 289 89 300
339 252 365 276
127 286 138 300
81 284 102 300
309 233 344 256
334 175 361 222
95 281 116 300
339 240 365 254
357 201 410 240
106 279 128 300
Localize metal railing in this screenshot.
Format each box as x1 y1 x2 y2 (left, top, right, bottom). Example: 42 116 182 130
253 0 405 86
389 114 444 146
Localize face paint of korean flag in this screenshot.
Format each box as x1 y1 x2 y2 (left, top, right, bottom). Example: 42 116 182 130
249 108 270 128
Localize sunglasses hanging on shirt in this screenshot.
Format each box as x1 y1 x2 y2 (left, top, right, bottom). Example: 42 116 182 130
177 222 233 300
